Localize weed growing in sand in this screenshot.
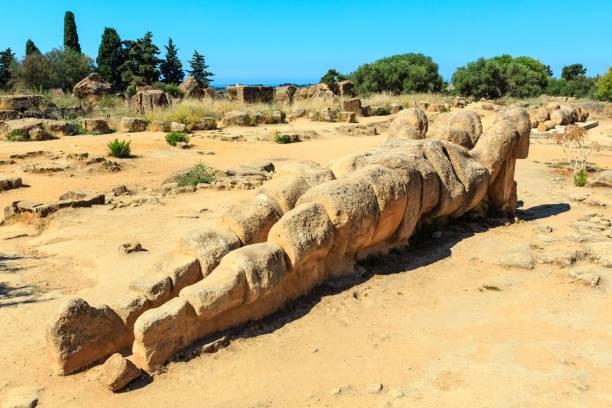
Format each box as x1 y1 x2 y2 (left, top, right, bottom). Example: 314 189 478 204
66 120 86 136
165 132 190 146
6 129 30 141
175 162 214 186
553 125 600 186
107 138 131 158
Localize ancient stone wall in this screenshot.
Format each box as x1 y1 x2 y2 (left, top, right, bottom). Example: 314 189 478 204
46 107 531 376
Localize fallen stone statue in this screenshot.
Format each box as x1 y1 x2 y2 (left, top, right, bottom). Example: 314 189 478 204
46 106 530 379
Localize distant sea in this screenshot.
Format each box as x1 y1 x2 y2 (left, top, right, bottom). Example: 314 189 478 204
212 79 317 90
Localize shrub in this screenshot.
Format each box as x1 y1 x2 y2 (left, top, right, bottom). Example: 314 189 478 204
594 68 612 101
107 138 131 157
165 131 190 146
574 169 588 187
274 133 294 144
175 162 214 186
6 129 30 141
351 53 444 95
66 120 86 136
156 82 184 98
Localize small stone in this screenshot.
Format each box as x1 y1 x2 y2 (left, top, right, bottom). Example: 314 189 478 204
119 242 143 254
388 388 406 399
535 225 553 234
98 353 141 392
569 268 602 287
201 336 230 353
112 185 129 196
367 383 384 394
2 386 39 408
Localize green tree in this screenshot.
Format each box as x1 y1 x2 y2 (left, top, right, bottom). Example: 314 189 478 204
120 32 161 86
12 53 52 91
452 58 504 99
453 55 549 98
320 68 346 88
188 50 214 88
0 48 16 90
47 48 93 91
97 27 126 91
594 68 612 101
561 64 586 81
64 11 81 53
160 38 184 84
351 53 444 95
25 39 40 56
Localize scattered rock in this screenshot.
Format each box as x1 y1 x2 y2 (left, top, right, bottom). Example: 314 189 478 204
131 90 169 115
118 117 148 133
568 269 601 287
583 242 612 267
98 353 141 392
112 185 129 196
367 383 384 394
82 118 111 134
0 177 23 192
73 73 112 107
119 242 144 254
170 122 187 132
590 170 612 188
2 385 39 408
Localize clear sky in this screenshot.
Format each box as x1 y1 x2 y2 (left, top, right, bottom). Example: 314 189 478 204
1 0 610 86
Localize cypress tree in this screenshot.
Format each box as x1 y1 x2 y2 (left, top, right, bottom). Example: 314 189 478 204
188 50 214 88
0 48 16 90
160 38 184 84
97 27 126 90
120 32 161 86
64 11 81 53
25 39 41 56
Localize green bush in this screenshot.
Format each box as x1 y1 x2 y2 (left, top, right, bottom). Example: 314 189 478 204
594 68 612 101
6 129 30 141
452 55 550 98
351 53 444 95
574 169 588 187
107 138 131 158
175 163 214 186
66 120 86 136
274 134 294 144
156 82 184 98
165 132 190 146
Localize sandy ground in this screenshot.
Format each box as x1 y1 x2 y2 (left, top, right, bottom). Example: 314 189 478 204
0 109 611 407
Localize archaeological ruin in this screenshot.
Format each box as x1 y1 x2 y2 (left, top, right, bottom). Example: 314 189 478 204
45 106 531 379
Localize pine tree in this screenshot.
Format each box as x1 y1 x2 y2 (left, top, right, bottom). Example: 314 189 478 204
64 11 81 53
160 38 184 84
0 48 16 90
188 50 214 88
25 39 40 56
120 32 161 86
97 27 126 91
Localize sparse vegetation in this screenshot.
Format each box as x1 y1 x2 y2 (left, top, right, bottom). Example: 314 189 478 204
553 125 600 187
175 162 214 186
6 129 30 141
107 138 131 157
273 131 298 144
165 131 190 146
66 120 86 135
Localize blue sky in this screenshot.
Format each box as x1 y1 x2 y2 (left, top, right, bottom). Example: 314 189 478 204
1 0 610 86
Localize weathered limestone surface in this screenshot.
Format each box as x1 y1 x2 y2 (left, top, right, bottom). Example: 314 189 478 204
47 107 531 375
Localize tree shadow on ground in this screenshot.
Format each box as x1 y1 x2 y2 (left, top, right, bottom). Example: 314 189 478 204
169 203 572 367
0 253 49 308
